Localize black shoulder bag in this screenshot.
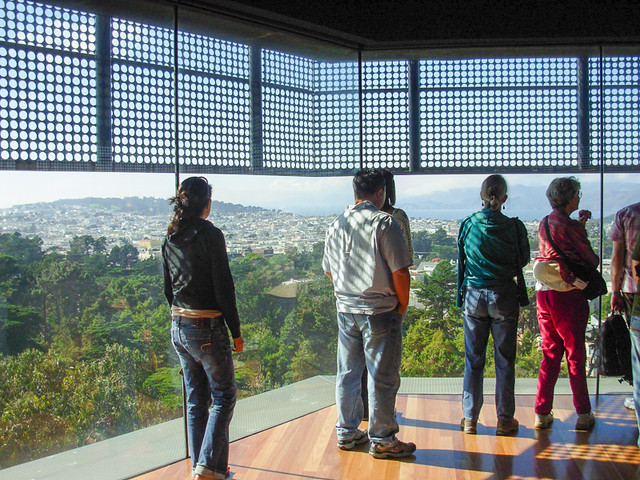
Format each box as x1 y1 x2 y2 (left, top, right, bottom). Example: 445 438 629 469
543 217 607 300
511 218 530 307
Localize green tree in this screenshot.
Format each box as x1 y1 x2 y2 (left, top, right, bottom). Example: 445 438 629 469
416 261 459 334
402 319 465 376
108 243 140 269
412 231 432 254
0 232 44 265
0 304 43 355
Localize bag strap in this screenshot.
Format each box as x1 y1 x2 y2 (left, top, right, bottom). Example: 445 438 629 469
543 216 568 261
511 217 523 268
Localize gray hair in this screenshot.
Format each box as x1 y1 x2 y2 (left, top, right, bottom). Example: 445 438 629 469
546 176 580 209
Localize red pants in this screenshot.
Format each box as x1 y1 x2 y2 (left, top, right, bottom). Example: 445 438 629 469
535 289 591 415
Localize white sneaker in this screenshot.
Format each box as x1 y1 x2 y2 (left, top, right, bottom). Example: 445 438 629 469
534 412 554 430
575 412 595 431
624 397 636 410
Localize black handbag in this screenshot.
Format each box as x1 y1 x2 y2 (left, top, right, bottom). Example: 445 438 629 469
511 218 530 307
543 217 607 300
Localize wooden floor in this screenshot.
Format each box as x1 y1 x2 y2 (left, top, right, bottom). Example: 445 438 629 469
132 394 640 480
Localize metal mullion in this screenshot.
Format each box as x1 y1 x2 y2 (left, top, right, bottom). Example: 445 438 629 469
408 60 420 172
174 68 251 86
316 89 359 96
95 14 112 169
114 59 251 89
0 40 95 62
420 85 579 93
261 81 315 96
113 58 174 74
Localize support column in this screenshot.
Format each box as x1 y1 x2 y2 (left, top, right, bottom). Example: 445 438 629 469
95 15 112 169
250 45 263 171
408 60 421 172
577 56 590 170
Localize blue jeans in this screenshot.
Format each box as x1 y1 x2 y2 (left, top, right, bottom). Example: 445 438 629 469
630 315 640 447
462 285 519 421
336 310 402 445
171 317 236 479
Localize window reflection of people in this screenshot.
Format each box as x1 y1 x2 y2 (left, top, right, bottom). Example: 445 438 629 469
532 177 597 432
162 177 244 480
323 168 416 459
457 174 529 436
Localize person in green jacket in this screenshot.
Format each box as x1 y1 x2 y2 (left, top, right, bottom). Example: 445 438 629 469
457 174 530 436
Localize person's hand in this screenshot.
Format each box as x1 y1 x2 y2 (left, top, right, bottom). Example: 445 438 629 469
578 209 591 225
233 336 244 353
611 291 625 312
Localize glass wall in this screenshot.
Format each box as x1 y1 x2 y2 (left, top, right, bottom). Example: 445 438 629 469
0 172 187 476
0 0 638 478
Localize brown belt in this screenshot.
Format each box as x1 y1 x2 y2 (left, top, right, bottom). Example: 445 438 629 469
172 316 222 327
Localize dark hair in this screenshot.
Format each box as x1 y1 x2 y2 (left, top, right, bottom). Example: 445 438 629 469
167 177 212 235
382 170 396 210
546 176 580 209
353 168 386 198
480 174 508 210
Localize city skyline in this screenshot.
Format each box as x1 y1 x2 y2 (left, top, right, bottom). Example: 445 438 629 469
1 171 637 220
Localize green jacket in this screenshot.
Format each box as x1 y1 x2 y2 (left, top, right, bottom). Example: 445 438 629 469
456 208 530 307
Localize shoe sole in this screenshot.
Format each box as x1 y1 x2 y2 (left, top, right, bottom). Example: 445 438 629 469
370 449 416 459
534 417 554 430
460 419 477 434
575 422 595 432
496 428 518 436
534 423 552 430
338 435 369 450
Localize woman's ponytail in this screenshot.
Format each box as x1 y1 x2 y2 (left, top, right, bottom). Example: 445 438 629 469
167 177 212 235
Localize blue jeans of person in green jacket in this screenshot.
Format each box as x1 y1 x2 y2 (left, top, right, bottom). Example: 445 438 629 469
462 284 519 422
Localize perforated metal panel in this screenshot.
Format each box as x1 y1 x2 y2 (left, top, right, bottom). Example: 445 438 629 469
589 56 640 169
0 0 639 175
111 18 174 168
419 58 579 172
315 61 359 171
0 0 97 166
362 61 410 170
262 50 316 170
178 33 251 169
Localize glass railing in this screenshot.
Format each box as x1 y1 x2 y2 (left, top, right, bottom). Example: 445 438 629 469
0 0 637 478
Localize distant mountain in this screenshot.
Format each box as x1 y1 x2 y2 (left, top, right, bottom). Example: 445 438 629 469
402 181 639 221
23 197 270 216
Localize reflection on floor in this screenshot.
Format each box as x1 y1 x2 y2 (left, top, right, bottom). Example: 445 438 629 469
132 393 640 480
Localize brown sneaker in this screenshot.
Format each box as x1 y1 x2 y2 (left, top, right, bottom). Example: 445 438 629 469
369 438 416 459
337 428 368 450
575 412 595 431
460 417 477 434
496 417 519 436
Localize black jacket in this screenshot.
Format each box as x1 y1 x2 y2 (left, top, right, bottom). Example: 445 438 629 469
162 218 241 338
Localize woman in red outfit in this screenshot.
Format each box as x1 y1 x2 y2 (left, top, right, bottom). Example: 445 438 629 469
532 177 598 432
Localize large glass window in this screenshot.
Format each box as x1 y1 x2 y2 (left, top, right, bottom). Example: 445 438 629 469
0 0 638 478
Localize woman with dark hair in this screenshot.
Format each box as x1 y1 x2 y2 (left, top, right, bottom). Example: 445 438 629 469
532 176 597 431
382 170 414 262
457 174 529 436
163 176 243 480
